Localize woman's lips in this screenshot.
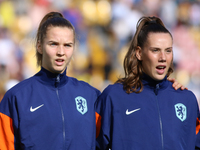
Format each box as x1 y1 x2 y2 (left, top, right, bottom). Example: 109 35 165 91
55 59 64 66
156 65 166 74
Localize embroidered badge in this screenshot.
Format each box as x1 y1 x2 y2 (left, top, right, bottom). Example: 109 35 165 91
75 96 88 115
174 103 187 122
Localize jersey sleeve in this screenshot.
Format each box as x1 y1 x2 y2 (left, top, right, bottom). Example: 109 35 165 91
95 86 112 150
196 116 200 149
0 92 17 150
0 112 14 150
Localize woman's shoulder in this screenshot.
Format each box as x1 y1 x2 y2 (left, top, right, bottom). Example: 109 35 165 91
167 81 197 103
101 83 124 96
2 76 36 99
67 76 101 93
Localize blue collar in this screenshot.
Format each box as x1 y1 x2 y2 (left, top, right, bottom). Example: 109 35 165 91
35 67 68 87
142 73 169 90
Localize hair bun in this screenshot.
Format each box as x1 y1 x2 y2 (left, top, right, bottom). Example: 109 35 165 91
149 16 157 24
52 12 63 18
47 12 63 20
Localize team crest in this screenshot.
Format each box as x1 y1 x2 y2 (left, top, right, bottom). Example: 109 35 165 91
75 96 88 115
174 103 187 122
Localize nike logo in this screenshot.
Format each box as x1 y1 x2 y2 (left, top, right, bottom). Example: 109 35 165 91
126 108 140 115
30 104 44 112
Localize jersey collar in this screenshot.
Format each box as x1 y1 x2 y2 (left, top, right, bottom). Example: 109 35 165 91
35 67 68 87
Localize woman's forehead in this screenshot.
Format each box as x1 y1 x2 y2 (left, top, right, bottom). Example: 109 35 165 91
146 32 173 46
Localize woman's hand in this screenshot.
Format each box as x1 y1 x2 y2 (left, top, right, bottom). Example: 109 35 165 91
167 77 188 90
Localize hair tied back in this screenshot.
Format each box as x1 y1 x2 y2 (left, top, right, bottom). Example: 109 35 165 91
148 16 157 24
47 12 63 20
52 13 63 18
149 20 157 24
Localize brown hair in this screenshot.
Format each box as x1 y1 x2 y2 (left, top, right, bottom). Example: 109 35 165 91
116 16 173 94
35 12 75 66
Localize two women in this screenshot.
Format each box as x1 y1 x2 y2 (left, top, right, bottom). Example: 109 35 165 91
0 12 190 150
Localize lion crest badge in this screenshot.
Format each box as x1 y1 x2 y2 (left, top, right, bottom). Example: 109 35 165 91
75 96 88 115
174 103 187 122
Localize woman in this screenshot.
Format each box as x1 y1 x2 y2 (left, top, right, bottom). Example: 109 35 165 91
95 16 199 150
0 12 100 149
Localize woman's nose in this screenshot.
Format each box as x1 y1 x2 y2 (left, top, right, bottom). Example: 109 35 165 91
159 51 166 62
57 46 64 55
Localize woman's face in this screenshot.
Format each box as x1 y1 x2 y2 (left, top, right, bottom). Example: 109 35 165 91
136 32 173 81
37 26 74 74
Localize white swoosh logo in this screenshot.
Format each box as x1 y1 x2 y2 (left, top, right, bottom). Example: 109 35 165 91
30 104 44 112
126 108 140 115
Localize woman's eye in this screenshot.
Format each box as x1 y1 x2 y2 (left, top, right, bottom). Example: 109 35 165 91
152 49 158 52
65 44 72 47
166 49 172 53
167 49 172 53
50 43 57 46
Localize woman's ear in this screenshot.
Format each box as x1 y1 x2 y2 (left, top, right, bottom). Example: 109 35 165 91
37 42 43 54
135 46 142 60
